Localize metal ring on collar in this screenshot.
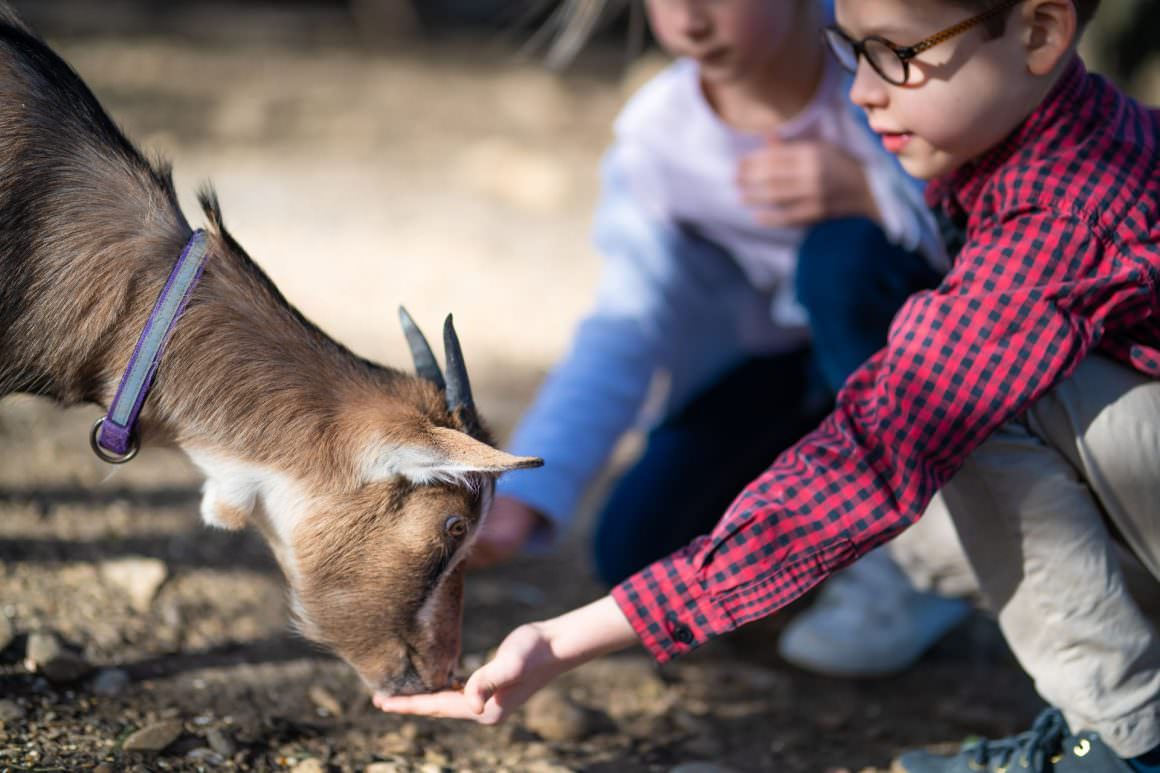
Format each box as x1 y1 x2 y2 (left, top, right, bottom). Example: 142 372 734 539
89 416 139 465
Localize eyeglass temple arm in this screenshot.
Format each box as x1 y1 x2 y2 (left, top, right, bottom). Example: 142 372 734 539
910 0 1024 55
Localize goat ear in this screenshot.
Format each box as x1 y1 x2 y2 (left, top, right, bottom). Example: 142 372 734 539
368 426 542 485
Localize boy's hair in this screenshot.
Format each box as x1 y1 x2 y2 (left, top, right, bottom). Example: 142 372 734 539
956 0 1101 28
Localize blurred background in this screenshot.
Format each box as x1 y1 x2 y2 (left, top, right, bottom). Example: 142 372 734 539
3 0 1156 431
4 0 1155 433
0 3 1156 771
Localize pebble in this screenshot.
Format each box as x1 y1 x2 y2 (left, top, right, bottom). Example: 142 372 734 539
0 699 25 722
377 730 417 756
91 668 130 696
424 748 450 766
523 688 596 742
99 557 168 613
669 764 742 773
0 614 12 653
206 727 237 757
377 722 419 756
365 764 405 773
122 719 184 752
681 733 725 758
308 685 343 717
186 747 226 765
24 631 92 684
291 759 326 773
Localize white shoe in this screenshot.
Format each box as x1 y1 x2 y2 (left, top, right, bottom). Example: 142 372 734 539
777 549 970 678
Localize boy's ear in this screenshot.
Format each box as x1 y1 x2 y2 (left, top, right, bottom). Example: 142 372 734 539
1021 0 1078 76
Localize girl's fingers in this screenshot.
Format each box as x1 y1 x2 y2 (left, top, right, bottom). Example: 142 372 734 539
741 184 802 209
753 201 818 228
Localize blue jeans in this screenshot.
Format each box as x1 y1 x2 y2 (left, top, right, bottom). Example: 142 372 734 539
591 217 943 586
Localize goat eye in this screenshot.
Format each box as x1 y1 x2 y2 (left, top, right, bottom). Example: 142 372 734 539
444 515 468 539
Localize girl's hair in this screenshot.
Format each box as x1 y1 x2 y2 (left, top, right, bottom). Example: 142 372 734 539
539 0 636 70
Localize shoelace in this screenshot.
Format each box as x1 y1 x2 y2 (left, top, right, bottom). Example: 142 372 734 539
967 709 1069 771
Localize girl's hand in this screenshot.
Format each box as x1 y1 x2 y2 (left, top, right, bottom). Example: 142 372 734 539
737 136 880 228
466 496 548 570
373 596 638 724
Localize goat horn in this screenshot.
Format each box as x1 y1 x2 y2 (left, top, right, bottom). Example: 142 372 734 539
442 314 479 431
398 306 445 391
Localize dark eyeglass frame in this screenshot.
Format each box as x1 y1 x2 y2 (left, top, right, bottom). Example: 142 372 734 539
824 0 1024 86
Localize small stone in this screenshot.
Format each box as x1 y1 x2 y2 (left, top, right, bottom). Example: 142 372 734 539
24 631 92 683
523 688 596 742
100 557 168 613
206 728 237 757
308 685 343 717
291 759 326 773
0 614 13 653
122 719 184 752
92 668 130 696
93 764 116 773
681 733 725 758
377 730 417 756
669 764 742 773
186 747 225 765
424 748 450 766
0 699 25 722
366 764 405 773
25 631 61 665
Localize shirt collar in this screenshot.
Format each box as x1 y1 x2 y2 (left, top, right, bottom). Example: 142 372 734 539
926 55 1089 218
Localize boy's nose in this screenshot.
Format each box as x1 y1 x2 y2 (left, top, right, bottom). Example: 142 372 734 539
849 60 888 111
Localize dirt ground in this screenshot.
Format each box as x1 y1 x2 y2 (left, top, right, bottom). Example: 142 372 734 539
0 1 1128 770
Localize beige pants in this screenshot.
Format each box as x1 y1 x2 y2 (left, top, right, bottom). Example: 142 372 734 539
889 355 1160 758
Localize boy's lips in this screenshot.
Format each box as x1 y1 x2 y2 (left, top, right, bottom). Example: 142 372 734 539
876 130 913 153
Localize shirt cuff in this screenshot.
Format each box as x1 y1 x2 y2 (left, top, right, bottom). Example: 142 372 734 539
610 539 732 664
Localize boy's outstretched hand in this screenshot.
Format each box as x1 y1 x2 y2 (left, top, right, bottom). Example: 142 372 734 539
373 596 639 724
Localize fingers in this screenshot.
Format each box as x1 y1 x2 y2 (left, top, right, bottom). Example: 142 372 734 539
750 201 824 228
463 662 506 715
373 690 479 720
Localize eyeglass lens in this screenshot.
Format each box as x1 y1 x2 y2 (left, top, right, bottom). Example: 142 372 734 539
823 28 909 85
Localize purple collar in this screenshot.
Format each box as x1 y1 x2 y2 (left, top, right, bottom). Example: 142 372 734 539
90 230 210 463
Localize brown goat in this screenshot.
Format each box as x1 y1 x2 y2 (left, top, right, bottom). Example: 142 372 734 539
0 6 541 695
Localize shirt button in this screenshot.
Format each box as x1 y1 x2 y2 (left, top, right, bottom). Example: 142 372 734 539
671 623 694 645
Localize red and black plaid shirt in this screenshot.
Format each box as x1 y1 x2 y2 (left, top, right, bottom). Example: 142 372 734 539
613 58 1160 663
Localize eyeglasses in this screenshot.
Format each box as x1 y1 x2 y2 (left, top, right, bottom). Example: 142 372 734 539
823 0 1024 86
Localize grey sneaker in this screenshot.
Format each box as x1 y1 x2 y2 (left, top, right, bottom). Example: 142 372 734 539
894 709 1133 772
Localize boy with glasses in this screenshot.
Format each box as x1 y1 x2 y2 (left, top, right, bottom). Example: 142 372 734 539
379 1 1160 770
